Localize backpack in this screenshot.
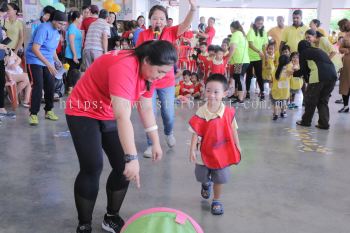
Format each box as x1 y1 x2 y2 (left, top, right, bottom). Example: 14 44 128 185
121 207 204 233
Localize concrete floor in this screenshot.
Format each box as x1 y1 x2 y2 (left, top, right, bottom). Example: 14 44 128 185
1 89 350 233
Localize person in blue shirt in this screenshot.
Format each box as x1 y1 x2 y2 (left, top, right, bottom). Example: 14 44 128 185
65 10 83 93
26 10 67 126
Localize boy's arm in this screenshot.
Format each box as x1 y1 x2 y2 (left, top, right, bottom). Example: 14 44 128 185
189 133 198 162
232 118 241 154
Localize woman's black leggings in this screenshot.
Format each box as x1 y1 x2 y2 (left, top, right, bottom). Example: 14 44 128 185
246 60 264 94
0 61 5 108
66 115 129 225
343 89 350 106
231 63 249 91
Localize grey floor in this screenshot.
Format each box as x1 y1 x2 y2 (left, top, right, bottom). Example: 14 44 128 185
1 89 350 233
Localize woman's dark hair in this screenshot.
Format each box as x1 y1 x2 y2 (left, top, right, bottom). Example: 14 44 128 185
290 52 299 61
222 38 229 45
183 69 191 77
68 11 81 23
205 73 228 91
230 20 245 37
127 20 138 30
109 12 117 25
148 5 168 20
297 40 311 54
134 40 177 66
338 18 350 32
253 16 264 37
42 5 56 22
199 42 207 47
311 19 321 27
7 3 20 15
137 15 145 21
305 29 324 38
275 55 290 81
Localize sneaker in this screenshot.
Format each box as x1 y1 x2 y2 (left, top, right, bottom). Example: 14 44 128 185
29 115 39 126
102 214 125 233
280 112 287 118
272 114 278 120
165 134 176 148
260 94 265 101
76 224 92 233
45 111 59 121
143 146 152 158
22 103 30 108
335 99 343 104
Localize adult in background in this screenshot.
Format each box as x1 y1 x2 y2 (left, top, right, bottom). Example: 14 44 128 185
65 11 83 94
66 40 178 233
246 16 268 100
280 10 308 53
107 12 120 51
228 20 250 103
26 10 67 125
3 3 23 55
294 40 337 130
136 0 197 157
197 16 216 46
268 16 284 57
337 19 350 113
31 5 56 36
137 15 146 30
83 9 110 69
309 19 328 37
81 5 99 37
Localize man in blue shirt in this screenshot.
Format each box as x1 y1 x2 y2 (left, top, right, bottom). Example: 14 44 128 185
26 10 67 126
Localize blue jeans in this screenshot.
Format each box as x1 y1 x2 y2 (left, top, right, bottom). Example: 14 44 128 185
146 86 175 146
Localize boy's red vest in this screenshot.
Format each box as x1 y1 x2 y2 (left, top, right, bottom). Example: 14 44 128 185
189 107 241 169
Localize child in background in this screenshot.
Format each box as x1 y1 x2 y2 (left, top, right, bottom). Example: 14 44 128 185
288 52 303 109
281 44 291 57
177 70 194 103
191 72 203 99
271 55 292 120
262 42 276 91
208 46 228 77
189 74 241 215
197 42 209 80
221 39 230 58
4 49 31 107
203 45 216 82
120 38 130 49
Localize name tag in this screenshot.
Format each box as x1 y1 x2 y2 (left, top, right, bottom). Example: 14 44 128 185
278 80 289 89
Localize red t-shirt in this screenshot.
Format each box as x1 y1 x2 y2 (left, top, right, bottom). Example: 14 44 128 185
81 17 98 33
208 59 228 75
65 50 153 120
193 82 202 95
136 26 180 89
122 31 131 39
141 25 146 30
205 26 215 46
179 80 194 96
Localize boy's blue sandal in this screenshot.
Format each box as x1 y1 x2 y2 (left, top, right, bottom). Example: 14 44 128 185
211 200 224 215
201 182 212 199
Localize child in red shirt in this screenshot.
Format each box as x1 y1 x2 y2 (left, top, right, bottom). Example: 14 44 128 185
202 45 216 82
208 46 228 77
189 74 241 215
197 42 209 80
191 72 203 99
177 70 194 103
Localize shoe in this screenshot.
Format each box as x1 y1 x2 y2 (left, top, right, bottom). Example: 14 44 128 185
76 224 92 233
338 106 349 113
272 114 278 120
288 103 295 109
54 93 60 102
335 99 343 104
260 94 265 101
293 105 299 109
102 214 125 233
29 115 39 126
143 146 152 158
0 112 16 119
165 134 176 148
245 93 250 100
280 112 287 118
296 120 311 127
201 182 212 199
22 103 30 108
211 200 224 215
45 111 59 121
315 125 329 130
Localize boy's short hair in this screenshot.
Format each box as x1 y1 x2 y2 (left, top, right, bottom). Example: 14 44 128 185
281 44 291 52
199 42 207 47
207 45 216 52
215 46 224 53
182 69 191 77
205 74 228 91
191 72 199 79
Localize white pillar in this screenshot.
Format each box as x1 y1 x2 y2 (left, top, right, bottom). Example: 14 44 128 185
179 0 189 23
317 0 333 34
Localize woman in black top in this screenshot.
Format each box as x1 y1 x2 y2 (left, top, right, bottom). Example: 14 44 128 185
107 12 120 51
294 40 337 129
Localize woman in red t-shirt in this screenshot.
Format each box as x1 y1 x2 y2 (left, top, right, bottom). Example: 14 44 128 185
65 41 178 233
136 0 197 157
137 15 146 30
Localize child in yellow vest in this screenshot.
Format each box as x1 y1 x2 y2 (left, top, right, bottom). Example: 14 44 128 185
288 52 303 109
262 43 276 93
271 55 292 120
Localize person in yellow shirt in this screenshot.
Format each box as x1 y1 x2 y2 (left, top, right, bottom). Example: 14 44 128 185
328 31 338 45
280 10 309 53
309 19 328 37
268 16 284 58
2 3 23 54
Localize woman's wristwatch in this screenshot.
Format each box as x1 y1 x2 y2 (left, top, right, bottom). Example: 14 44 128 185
124 154 139 163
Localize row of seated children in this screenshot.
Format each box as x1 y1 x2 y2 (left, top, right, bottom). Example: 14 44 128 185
176 70 204 103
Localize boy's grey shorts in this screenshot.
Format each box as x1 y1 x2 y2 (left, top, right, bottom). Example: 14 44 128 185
195 164 231 184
